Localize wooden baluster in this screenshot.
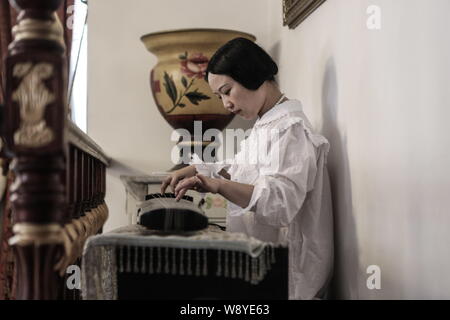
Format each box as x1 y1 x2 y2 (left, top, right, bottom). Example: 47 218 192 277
88 156 93 211
4 0 68 299
102 164 106 200
68 145 78 300
81 151 86 215
93 159 97 207
72 147 78 218
72 150 80 301
76 150 83 218
100 163 106 233
60 144 72 300
95 159 100 208
100 164 104 201
86 156 89 208
67 145 75 219
72 149 84 297
85 155 93 236
98 160 104 232
93 159 100 233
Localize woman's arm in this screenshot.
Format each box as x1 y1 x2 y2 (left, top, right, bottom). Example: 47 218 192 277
217 178 253 208
173 174 254 209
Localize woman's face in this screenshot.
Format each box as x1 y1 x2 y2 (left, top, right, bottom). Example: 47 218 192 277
208 73 265 120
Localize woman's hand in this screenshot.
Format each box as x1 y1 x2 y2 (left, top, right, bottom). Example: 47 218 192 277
160 165 197 194
174 174 221 201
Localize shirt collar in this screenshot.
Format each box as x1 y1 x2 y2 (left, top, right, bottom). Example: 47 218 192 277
254 99 303 127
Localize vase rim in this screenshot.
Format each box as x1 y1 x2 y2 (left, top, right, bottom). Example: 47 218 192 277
140 28 256 42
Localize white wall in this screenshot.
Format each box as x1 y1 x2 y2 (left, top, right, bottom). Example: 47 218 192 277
88 0 269 232
268 0 450 299
89 0 450 299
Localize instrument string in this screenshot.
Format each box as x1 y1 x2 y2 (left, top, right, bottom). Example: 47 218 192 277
144 191 200 231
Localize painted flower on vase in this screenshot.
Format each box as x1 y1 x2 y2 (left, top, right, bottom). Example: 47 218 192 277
180 52 209 79
162 51 211 114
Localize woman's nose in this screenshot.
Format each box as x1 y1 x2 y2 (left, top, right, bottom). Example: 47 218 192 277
223 98 233 111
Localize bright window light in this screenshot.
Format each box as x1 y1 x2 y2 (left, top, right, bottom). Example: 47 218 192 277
69 0 88 133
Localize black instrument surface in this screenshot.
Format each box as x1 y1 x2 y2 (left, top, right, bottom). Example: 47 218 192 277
138 192 208 233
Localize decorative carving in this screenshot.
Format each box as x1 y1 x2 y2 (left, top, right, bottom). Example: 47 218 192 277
54 203 109 276
8 223 63 247
12 62 55 147
11 13 65 49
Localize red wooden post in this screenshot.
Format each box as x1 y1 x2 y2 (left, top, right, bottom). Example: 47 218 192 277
4 0 68 299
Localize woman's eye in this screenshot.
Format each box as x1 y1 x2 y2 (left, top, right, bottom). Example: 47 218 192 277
224 89 231 95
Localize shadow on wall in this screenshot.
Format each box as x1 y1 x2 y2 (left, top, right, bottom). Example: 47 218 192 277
320 57 360 300
267 41 281 73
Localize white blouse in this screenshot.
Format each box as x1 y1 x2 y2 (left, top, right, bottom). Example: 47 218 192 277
191 99 334 300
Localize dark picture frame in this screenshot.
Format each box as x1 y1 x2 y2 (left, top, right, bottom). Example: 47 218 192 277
282 0 327 29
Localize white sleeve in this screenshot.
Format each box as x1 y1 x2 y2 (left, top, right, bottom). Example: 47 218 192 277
230 121 318 228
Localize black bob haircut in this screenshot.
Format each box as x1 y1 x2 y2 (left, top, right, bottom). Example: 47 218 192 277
205 37 278 90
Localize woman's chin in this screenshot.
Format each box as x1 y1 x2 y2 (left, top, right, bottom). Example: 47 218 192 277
242 114 257 121
236 112 253 120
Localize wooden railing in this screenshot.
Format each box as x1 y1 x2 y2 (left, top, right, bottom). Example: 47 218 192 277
2 0 110 299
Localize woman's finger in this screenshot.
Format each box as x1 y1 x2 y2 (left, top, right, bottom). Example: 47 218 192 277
196 174 206 185
169 175 183 193
174 176 195 194
196 174 211 190
175 187 189 201
160 176 172 194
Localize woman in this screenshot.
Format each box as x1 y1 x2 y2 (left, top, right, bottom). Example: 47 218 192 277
161 38 333 300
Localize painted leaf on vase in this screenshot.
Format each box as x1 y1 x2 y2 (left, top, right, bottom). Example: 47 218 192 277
163 71 177 104
181 76 188 88
185 89 211 105
179 51 188 60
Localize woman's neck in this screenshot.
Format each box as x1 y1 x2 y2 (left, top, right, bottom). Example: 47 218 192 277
258 82 284 118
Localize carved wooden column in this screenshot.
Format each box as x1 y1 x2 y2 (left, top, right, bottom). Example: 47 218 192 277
4 0 68 299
